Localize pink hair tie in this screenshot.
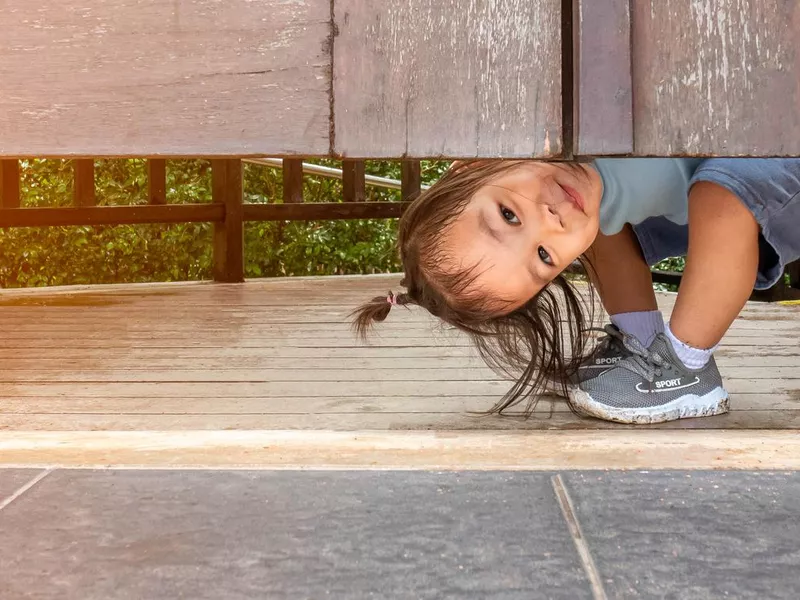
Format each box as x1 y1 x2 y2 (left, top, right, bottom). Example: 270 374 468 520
386 293 398 306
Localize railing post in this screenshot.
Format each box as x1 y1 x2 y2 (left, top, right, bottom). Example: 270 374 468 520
282 159 304 204
401 160 421 202
342 160 366 202
0 160 21 208
148 159 167 205
74 159 96 206
212 159 244 283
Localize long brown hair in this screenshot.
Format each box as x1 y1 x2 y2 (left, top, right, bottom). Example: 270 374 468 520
352 160 596 415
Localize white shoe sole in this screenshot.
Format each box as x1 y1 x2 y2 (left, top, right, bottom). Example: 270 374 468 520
568 386 730 424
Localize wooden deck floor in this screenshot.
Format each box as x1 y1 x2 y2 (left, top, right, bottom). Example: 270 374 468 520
1 274 799 468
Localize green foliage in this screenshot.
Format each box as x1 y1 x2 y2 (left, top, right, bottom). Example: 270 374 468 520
0 158 447 288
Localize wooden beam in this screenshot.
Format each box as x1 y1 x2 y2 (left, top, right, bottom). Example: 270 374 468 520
572 0 633 155
632 0 800 155
333 0 562 158
401 161 422 201
243 202 408 222
0 201 407 228
0 160 21 208
0 0 331 157
2 430 800 470
147 159 167 205
0 205 224 228
282 159 304 204
212 159 244 283
342 160 366 202
73 159 95 207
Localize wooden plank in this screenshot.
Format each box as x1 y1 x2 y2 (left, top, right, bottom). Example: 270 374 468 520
1 326 798 343
0 396 534 414
147 159 167 205
1 356 798 370
1 366 799 383
0 204 224 228
0 394 795 415
0 201 404 227
0 336 796 350
0 160 21 208
282 159 304 204
0 347 478 360
212 159 244 283
342 160 366 202
631 0 800 155
0 377 793 397
0 320 796 339
573 0 632 155
2 411 800 434
0 0 330 157
4 430 800 469
0 412 618 433
401 161 422 201
333 0 562 158
73 159 95 206
243 202 408 221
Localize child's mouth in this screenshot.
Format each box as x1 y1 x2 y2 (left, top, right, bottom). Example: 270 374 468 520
559 184 585 214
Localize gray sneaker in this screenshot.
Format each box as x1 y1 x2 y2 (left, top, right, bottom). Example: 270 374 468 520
569 333 729 424
570 324 631 384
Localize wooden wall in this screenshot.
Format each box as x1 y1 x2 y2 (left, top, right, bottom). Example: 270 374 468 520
0 0 798 158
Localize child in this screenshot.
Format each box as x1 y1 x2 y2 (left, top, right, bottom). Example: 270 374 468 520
353 158 800 423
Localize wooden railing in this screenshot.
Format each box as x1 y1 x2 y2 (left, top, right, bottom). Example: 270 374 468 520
1 156 798 300
0 158 422 283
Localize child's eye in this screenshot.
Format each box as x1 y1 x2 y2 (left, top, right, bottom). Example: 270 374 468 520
500 205 520 225
538 246 553 266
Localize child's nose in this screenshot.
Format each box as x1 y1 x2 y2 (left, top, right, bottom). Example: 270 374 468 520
539 201 563 232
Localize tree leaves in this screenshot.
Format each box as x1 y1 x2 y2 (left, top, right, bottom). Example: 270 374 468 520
1 159 447 288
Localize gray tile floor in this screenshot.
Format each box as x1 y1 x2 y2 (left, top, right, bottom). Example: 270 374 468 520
1 469 799 599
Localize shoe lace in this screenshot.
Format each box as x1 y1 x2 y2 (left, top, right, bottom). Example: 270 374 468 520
586 324 626 354
616 333 668 382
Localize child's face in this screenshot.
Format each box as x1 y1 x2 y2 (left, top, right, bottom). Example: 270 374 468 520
444 162 603 311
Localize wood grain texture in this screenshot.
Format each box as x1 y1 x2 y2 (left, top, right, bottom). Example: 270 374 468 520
243 202 408 221
0 205 224 228
147 160 167 205
0 276 797 444
573 0 632 155
282 159 304 204
3 430 800 468
0 202 407 227
401 161 422 201
212 160 244 283
73 160 96 206
342 160 366 202
632 0 800 155
333 0 562 158
0 0 331 157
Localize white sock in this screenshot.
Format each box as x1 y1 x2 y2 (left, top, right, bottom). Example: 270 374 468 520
610 310 665 347
664 322 719 369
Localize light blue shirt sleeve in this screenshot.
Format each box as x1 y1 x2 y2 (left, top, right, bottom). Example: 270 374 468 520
593 158 704 235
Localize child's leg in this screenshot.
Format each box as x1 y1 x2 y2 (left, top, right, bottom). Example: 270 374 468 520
585 225 657 314
584 226 664 346
669 181 760 350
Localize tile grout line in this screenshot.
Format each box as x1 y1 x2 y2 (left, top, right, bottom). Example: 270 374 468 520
551 474 608 600
0 468 55 512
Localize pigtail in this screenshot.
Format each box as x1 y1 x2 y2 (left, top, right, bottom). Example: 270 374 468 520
350 290 409 339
